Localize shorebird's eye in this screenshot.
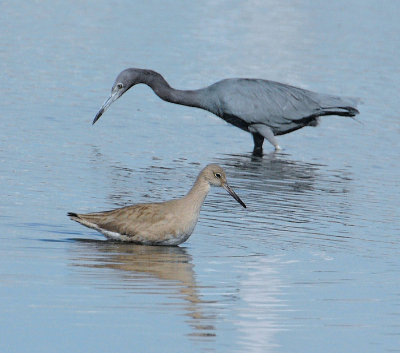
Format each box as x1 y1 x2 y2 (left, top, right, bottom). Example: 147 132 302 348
116 83 123 89
215 173 221 179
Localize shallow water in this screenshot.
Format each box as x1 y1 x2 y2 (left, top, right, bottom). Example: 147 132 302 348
1 0 400 352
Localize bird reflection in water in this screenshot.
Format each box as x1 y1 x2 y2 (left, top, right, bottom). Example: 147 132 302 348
216 151 322 192
68 240 216 338
215 151 352 198
209 152 354 250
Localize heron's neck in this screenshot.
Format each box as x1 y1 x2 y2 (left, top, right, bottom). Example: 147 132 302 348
139 70 206 109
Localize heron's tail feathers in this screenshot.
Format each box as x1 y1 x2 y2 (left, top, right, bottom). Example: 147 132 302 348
321 106 359 117
312 92 361 118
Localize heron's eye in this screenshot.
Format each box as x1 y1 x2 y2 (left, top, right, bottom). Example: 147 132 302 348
116 83 123 89
215 173 221 179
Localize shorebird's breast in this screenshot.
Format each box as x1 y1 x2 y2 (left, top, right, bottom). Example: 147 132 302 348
156 206 201 245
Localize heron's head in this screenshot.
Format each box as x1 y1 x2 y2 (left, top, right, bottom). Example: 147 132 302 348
93 68 143 124
202 164 246 208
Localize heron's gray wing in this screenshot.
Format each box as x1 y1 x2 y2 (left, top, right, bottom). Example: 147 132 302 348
212 79 358 134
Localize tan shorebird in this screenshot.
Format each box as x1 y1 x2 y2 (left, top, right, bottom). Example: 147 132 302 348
68 164 246 245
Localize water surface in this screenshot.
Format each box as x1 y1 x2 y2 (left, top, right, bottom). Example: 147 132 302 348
1 1 399 352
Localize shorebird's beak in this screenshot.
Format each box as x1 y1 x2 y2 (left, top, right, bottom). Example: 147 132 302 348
223 183 246 208
93 90 121 125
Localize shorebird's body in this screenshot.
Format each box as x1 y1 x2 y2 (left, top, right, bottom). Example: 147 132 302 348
68 164 246 245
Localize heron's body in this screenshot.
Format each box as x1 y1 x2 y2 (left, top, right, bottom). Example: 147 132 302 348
93 69 360 155
68 164 245 246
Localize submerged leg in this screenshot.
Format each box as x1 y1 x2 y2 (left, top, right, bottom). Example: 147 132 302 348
252 133 264 157
249 124 281 151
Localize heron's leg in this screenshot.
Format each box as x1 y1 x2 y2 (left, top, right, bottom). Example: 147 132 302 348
252 133 264 157
249 124 281 151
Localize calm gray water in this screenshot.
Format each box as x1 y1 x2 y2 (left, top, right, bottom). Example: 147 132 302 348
1 0 399 352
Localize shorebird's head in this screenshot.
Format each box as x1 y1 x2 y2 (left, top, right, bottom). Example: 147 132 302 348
93 68 148 125
202 164 246 208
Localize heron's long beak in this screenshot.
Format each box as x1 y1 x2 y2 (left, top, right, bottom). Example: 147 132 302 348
92 91 121 125
223 183 246 208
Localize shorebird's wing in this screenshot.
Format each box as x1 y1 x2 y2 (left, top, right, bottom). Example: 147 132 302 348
68 203 175 239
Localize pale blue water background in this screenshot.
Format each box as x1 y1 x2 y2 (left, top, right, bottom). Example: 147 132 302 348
1 0 399 352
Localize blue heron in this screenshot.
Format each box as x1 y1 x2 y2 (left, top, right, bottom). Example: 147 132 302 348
93 68 359 155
